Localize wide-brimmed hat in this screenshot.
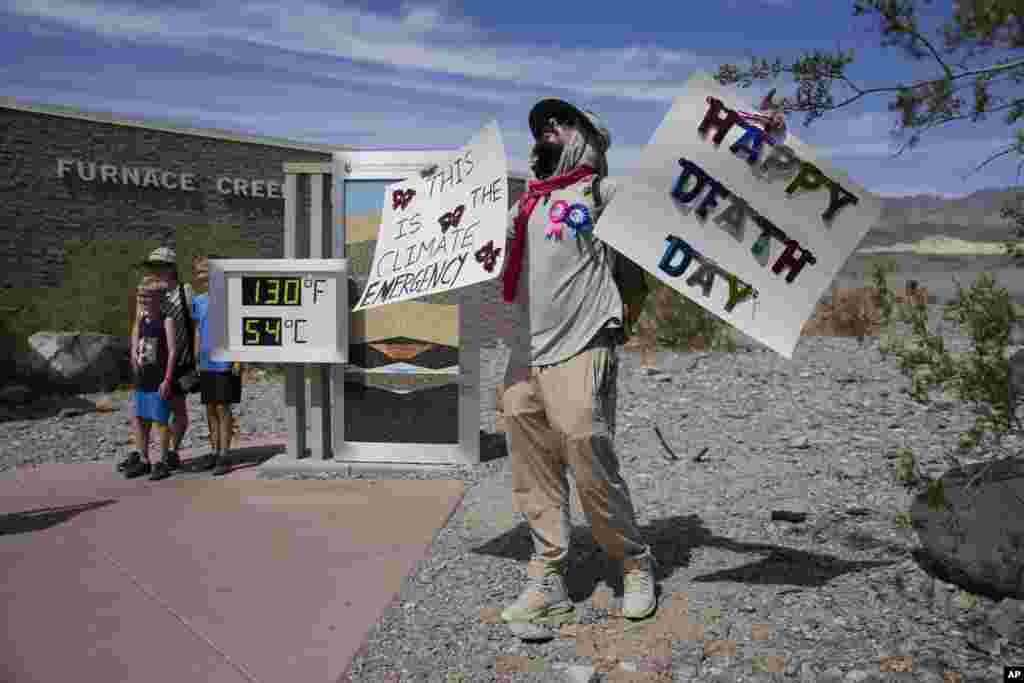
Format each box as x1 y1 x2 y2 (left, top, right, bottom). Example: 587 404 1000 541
529 99 611 152
142 247 177 267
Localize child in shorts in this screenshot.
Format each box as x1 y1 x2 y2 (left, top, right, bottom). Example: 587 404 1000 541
123 282 178 480
192 254 242 476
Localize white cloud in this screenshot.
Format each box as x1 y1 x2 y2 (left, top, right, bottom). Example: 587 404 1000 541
9 0 708 102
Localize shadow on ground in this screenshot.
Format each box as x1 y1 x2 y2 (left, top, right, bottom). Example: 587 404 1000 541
0 394 108 424
0 499 116 536
471 513 899 602
178 445 281 474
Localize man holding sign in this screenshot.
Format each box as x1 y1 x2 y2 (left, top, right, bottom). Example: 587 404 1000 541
498 99 657 638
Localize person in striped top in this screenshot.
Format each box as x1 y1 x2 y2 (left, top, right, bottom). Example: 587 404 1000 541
134 247 193 469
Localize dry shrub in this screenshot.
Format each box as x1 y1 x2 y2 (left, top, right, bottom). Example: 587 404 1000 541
801 284 927 339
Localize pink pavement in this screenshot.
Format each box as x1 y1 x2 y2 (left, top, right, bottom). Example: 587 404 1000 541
0 436 465 683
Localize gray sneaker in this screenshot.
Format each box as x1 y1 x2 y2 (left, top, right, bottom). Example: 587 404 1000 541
501 555 576 632
622 549 657 620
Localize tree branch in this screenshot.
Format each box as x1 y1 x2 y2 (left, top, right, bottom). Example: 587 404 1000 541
966 144 1019 176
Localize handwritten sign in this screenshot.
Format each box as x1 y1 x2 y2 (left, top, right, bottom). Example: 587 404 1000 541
353 122 508 310
594 71 883 359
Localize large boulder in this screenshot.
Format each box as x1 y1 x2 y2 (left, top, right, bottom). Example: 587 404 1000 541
14 331 133 394
911 454 1024 599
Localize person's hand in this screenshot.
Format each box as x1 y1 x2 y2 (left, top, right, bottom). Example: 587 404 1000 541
159 379 172 400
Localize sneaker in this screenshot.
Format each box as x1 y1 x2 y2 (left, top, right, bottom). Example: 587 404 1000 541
501 555 576 630
212 456 231 476
149 460 172 481
117 451 142 472
165 450 181 470
622 550 657 620
124 460 152 479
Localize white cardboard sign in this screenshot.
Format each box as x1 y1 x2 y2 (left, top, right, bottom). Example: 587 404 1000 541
594 71 883 359
353 122 508 310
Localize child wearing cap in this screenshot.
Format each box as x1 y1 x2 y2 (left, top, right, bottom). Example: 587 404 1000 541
123 281 177 480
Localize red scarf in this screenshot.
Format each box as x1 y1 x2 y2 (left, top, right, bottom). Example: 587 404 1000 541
502 165 596 302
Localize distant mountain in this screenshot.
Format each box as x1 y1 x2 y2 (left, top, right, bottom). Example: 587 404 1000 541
864 186 1024 248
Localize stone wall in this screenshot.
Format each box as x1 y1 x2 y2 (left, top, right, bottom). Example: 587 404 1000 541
0 102 532 427
0 106 333 289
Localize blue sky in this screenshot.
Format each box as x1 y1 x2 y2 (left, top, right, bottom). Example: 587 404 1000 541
4 0 1022 199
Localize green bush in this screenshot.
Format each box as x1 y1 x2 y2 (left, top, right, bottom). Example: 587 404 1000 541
172 223 262 289
643 272 737 352
1 225 261 357
870 261 1022 455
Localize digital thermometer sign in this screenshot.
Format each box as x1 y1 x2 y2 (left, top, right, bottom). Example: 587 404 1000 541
207 259 348 363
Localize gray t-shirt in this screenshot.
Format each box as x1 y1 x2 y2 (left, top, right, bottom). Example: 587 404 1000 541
506 176 623 367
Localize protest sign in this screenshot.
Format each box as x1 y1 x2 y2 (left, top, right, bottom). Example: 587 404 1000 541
594 71 883 359
353 122 508 311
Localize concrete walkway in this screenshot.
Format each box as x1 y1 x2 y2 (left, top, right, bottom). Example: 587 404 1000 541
0 442 464 683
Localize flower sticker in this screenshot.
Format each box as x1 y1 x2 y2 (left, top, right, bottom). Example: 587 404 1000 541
548 200 570 224
564 204 593 236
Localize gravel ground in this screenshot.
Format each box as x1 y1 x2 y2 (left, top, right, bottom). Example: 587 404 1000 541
2 305 1023 681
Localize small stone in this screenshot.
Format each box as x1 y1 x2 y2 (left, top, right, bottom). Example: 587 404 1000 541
553 663 597 683
789 436 811 449
93 396 116 412
987 598 1024 643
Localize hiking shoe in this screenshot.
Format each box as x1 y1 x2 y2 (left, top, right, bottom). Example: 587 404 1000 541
622 550 657 620
165 450 181 470
124 460 152 479
212 456 231 476
501 555 575 629
117 451 142 473
149 460 172 481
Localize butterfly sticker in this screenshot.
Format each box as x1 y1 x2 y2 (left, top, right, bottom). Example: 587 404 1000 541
392 189 416 211
438 204 466 234
475 240 502 273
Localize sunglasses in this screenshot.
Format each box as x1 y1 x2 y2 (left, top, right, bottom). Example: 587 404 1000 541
543 116 575 133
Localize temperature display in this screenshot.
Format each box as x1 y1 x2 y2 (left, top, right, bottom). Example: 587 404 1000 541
242 276 302 306
241 317 309 346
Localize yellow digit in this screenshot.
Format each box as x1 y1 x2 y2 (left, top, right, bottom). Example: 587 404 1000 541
244 319 260 345
269 318 281 345
266 278 280 305
254 279 261 304
284 278 300 305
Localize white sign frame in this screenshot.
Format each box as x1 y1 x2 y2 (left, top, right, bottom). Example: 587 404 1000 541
352 122 508 311
208 258 348 364
594 71 883 359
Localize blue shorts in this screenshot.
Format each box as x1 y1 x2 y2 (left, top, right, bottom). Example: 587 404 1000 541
134 390 171 425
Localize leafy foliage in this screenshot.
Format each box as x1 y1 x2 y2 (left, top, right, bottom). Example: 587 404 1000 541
870 258 1022 458
1 225 261 361
717 1 1024 251
639 272 737 352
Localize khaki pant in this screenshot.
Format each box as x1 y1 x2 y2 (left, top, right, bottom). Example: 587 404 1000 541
503 334 648 562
